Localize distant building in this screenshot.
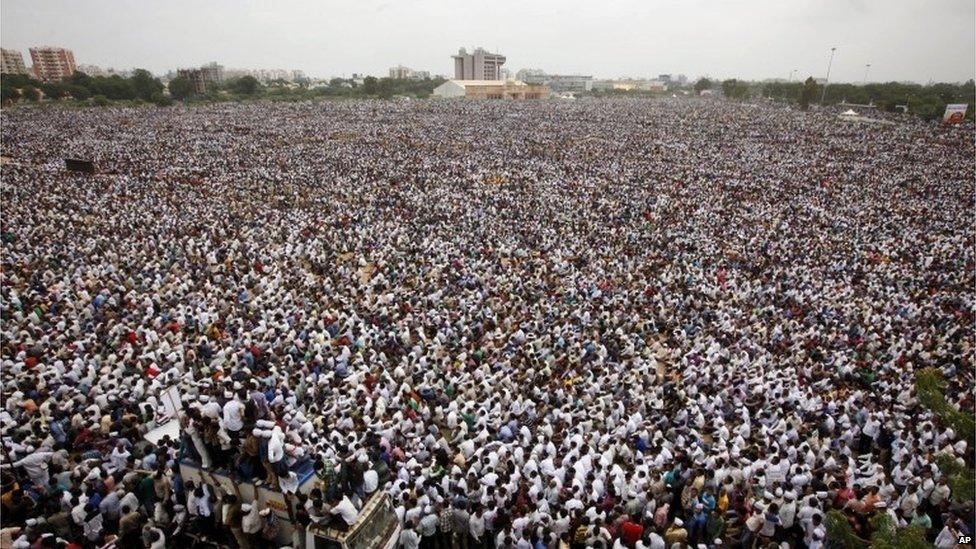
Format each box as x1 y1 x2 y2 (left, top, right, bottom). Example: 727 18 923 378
29 46 76 82
545 74 593 93
77 63 106 76
452 47 506 80
177 69 205 94
1 48 29 75
175 62 224 94
200 62 225 85
389 65 412 79
593 78 666 92
77 64 132 78
176 68 213 94
224 68 306 83
515 68 546 82
433 79 549 100
515 70 592 92
388 66 432 80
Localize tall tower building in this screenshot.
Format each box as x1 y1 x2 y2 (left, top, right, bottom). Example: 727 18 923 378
452 47 506 80
29 46 76 82
1 48 29 75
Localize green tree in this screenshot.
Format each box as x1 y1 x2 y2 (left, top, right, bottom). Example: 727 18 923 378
90 75 136 100
150 92 173 107
69 71 93 88
915 368 976 503
721 79 750 100
130 69 164 101
92 95 110 107
826 510 932 549
1 85 19 104
228 75 262 96
65 84 91 100
24 86 41 101
167 76 194 100
363 76 379 95
694 78 713 94
916 368 975 448
799 76 819 110
40 82 66 99
1 73 36 89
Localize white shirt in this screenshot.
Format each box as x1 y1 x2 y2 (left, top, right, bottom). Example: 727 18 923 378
363 469 379 493
331 496 359 526
222 399 245 431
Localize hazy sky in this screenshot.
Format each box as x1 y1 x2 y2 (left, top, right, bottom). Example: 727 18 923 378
2 0 973 82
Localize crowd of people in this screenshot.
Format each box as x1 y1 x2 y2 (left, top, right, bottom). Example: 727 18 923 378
0 98 973 549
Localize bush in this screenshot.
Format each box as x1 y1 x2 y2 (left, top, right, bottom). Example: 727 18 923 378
65 84 91 100
92 95 110 107
150 92 174 107
1 86 19 104
24 86 41 102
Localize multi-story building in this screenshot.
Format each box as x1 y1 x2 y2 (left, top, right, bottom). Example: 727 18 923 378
77 63 106 76
388 66 432 80
76 64 132 78
433 79 549 100
1 48 29 75
516 68 546 83
29 46 76 82
200 62 224 86
547 75 593 93
515 70 592 93
175 62 225 94
593 78 667 92
177 69 204 94
389 65 412 79
452 47 506 80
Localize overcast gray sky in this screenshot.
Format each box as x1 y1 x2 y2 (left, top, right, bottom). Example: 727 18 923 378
2 0 973 82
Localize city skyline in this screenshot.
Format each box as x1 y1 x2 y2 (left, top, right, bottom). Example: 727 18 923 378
1 0 974 84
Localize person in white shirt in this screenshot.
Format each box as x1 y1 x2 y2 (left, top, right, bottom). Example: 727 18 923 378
329 494 359 527
362 468 379 494
222 392 245 435
805 513 826 549
398 520 421 549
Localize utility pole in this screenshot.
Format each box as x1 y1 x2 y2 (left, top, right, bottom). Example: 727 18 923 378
863 63 871 85
820 46 837 105
788 69 797 83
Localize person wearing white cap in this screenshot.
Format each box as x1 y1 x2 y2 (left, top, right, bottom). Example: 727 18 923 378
664 518 688 546
222 389 246 437
242 500 263 546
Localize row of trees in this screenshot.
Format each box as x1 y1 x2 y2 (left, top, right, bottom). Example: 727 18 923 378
1 69 170 105
165 74 446 102
165 74 266 101
692 76 975 120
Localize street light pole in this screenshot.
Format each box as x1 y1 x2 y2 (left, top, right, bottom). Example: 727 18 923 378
862 63 871 85
788 69 797 83
820 46 837 105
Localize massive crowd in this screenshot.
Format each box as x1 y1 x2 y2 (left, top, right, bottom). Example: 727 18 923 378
0 98 973 549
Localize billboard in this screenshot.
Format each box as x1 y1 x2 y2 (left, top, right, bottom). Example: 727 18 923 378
943 104 968 124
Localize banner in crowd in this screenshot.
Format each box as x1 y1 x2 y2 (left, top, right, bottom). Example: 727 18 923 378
943 104 968 123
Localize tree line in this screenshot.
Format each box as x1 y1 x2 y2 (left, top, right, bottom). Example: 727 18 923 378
3 68 971 121
1 70 448 107
698 76 975 120
1 69 170 106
